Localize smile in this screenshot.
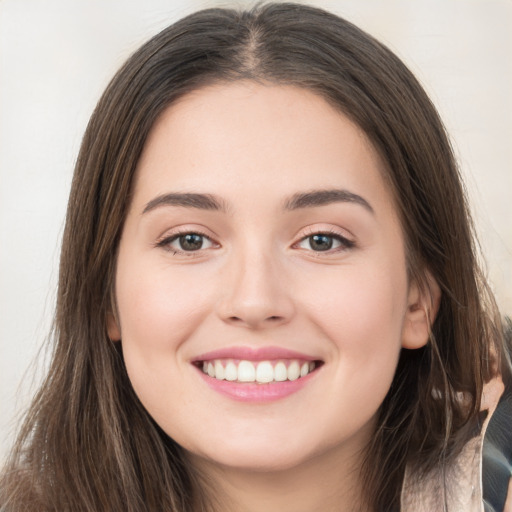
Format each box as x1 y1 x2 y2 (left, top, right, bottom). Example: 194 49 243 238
192 347 323 401
199 359 317 383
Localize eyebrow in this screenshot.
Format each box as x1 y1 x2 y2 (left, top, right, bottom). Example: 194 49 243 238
284 189 374 214
142 193 228 214
142 188 374 215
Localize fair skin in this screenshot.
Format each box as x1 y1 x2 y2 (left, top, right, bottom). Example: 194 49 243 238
109 82 437 512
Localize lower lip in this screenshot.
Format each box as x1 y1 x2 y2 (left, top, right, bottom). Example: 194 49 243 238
195 366 319 402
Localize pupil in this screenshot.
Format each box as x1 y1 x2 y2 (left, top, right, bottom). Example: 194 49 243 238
180 234 203 251
310 234 332 251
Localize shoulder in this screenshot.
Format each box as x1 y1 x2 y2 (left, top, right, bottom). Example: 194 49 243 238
401 377 511 512
483 379 512 511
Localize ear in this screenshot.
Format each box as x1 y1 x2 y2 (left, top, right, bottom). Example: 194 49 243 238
401 272 441 349
107 312 121 342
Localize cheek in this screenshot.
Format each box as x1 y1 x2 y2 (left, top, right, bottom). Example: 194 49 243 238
116 251 215 341
299 259 408 386
114 256 213 394
305 260 406 336
117 277 197 350
297 263 408 437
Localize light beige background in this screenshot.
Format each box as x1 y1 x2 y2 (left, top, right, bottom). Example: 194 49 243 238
1 0 511 462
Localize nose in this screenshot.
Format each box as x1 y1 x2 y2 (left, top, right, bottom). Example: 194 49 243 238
217 248 295 330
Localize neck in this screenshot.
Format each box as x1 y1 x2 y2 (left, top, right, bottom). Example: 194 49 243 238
188 439 373 512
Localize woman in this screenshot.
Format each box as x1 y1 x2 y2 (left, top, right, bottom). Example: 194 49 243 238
1 3 510 511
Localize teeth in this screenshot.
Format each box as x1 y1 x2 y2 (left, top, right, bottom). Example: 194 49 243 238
200 359 317 383
274 361 288 382
225 361 238 381
287 361 300 381
214 361 225 380
238 360 256 382
256 361 274 383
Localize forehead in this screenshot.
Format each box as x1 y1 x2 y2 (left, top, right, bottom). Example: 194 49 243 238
132 81 395 216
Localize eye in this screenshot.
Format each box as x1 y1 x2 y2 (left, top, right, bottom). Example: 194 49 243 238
158 232 215 253
296 232 354 252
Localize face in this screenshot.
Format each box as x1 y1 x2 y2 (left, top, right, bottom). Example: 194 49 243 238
110 82 427 473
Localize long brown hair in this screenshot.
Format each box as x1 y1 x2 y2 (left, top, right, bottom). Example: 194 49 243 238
1 3 508 511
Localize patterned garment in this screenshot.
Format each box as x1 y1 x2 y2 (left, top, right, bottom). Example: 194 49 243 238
401 377 512 512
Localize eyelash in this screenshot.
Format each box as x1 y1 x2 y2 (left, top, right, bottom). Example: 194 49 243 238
294 229 355 254
155 228 355 256
155 228 216 256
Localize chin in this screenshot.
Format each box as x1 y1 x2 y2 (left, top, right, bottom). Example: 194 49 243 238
183 428 336 475
198 446 314 473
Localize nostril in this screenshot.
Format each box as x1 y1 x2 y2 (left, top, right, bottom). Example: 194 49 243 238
226 315 283 324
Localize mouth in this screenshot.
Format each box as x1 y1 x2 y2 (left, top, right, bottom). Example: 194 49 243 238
194 358 323 384
191 347 324 401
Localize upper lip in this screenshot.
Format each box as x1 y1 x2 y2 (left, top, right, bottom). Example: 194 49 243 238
191 346 320 363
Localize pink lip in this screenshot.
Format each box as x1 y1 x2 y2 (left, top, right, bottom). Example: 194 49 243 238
191 346 322 403
195 366 319 402
192 346 318 363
